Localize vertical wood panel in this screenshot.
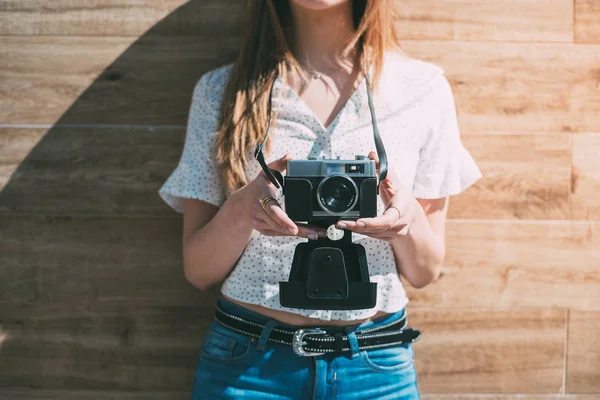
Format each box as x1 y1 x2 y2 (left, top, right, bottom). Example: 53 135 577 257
567 310 600 393
459 133 571 220
0 215 208 305
402 41 600 133
403 221 600 309
575 0 600 43
409 308 566 393
0 300 218 390
0 0 244 36
395 0 573 42
571 133 600 220
0 36 238 125
0 127 190 215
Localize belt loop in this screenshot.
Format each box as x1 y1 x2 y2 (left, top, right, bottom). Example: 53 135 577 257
256 319 278 352
344 327 360 359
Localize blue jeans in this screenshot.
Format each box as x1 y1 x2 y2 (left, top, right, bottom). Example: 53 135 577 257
192 295 422 399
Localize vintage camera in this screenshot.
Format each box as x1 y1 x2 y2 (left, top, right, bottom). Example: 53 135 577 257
278 155 378 309
254 72 385 310
283 155 378 223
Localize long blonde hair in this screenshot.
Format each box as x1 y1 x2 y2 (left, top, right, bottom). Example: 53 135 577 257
215 0 403 196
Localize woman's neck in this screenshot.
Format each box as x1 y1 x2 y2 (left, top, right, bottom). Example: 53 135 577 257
289 1 356 69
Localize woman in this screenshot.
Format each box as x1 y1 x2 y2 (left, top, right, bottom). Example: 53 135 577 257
159 0 483 398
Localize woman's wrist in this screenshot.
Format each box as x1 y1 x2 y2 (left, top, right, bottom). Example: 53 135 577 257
224 190 254 232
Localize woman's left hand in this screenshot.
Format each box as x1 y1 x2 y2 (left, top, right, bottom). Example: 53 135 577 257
335 151 418 241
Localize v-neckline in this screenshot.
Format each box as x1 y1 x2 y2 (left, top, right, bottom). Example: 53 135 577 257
275 70 368 135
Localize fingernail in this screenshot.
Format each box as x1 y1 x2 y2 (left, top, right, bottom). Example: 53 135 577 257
308 233 318 240
288 227 297 234
337 222 347 229
318 230 327 237
356 221 366 228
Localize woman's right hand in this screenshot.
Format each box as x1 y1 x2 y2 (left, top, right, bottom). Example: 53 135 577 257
232 153 327 240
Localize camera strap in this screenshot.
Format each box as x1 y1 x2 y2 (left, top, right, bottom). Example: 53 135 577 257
254 68 388 191
254 74 285 189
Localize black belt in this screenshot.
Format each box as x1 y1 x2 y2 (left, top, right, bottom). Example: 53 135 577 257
213 305 422 357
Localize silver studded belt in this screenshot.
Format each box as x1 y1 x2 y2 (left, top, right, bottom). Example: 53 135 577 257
213 305 422 357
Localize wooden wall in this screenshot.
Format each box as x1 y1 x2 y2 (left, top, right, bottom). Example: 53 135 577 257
0 0 598 398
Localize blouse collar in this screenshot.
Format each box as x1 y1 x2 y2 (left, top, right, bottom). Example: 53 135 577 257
269 50 445 136
271 60 378 136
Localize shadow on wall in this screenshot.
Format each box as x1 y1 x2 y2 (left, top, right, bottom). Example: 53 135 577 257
0 1 242 395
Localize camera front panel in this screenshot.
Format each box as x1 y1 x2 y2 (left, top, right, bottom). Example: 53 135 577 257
284 176 377 222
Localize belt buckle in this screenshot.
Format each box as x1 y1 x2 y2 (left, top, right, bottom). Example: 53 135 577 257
292 328 327 356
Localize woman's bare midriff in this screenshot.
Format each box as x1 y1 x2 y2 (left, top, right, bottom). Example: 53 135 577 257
222 294 392 327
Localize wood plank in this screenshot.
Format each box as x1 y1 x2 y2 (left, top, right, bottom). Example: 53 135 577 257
0 305 565 393
4 39 600 132
575 0 600 43
402 41 600 133
0 266 37 302
567 310 600 393
458 133 571 220
0 0 244 36
571 133 600 220
0 36 238 125
402 220 600 309
395 0 573 42
3 217 599 309
0 214 223 305
0 127 191 215
0 390 187 400
408 308 565 393
0 300 218 390
0 129 571 220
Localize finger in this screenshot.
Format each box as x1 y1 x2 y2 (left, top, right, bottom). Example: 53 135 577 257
336 220 357 230
255 153 293 185
397 224 410 235
295 223 327 240
390 218 412 235
252 217 284 233
267 152 293 173
367 219 411 238
252 202 290 234
338 208 399 233
297 223 328 237
368 150 380 171
263 198 298 234
255 219 323 240
258 228 293 237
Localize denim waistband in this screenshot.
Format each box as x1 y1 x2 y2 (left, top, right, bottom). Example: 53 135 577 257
215 295 406 334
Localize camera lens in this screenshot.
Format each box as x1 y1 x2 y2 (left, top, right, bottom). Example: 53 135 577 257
317 175 358 215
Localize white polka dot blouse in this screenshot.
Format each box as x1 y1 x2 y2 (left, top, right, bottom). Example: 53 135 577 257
158 50 483 321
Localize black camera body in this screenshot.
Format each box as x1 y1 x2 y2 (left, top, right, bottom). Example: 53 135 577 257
283 155 378 224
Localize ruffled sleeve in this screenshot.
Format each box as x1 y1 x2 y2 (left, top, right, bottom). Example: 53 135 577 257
158 72 226 213
411 73 483 199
